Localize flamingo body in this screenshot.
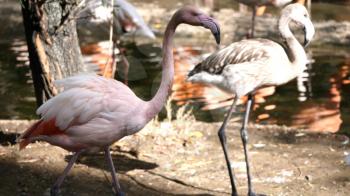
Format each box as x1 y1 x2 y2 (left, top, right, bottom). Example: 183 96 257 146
188 38 305 97
237 0 292 7
236 0 293 37
19 75 148 151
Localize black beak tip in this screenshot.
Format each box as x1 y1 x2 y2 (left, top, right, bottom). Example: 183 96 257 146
214 33 221 45
303 38 310 47
302 27 310 47
199 16 221 45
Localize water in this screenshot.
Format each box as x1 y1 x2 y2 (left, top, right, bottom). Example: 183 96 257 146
1 0 350 133
253 47 350 132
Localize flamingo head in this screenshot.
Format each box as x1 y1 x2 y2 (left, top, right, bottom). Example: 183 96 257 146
282 3 315 47
175 6 221 44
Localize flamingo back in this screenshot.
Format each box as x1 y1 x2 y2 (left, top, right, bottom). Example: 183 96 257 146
19 75 146 150
188 39 278 77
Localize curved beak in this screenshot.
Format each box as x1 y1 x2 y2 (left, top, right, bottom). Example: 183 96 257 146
198 15 221 45
303 18 315 47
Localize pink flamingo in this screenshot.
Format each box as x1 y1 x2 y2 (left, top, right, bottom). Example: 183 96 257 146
18 6 220 196
236 0 293 37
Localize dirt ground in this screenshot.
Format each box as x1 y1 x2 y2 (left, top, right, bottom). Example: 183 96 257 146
0 119 349 196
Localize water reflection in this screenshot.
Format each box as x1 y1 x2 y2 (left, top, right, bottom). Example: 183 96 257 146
254 51 350 133
293 56 350 133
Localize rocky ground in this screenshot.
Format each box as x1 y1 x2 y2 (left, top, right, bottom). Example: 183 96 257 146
0 119 349 196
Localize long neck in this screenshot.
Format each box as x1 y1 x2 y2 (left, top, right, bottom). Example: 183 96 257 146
279 15 307 69
146 17 178 118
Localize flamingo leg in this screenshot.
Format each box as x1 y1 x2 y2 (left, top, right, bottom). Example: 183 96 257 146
251 6 257 38
114 41 129 85
120 52 130 85
217 97 238 196
104 147 125 196
50 150 83 196
240 94 262 196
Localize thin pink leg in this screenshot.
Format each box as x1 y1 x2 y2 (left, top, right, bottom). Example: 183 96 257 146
104 147 125 196
50 150 83 196
250 6 257 38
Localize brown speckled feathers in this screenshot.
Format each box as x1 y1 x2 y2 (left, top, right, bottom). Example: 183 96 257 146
188 39 276 77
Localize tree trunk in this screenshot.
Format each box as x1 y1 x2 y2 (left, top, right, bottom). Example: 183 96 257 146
21 0 84 107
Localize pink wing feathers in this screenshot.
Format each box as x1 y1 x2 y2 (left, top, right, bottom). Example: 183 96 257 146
19 74 142 150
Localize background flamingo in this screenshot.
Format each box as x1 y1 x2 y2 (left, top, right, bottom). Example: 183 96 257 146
188 3 314 195
17 6 220 196
236 0 307 37
77 0 155 39
77 0 156 82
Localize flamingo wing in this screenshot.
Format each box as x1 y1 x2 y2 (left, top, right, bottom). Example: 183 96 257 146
40 74 142 129
188 39 278 77
19 74 143 149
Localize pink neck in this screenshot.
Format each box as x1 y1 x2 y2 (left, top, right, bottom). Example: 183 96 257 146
146 17 178 119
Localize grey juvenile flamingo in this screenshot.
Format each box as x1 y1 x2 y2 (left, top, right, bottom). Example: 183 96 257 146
188 3 314 196
18 6 220 196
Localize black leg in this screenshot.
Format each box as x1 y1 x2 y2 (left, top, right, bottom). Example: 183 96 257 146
240 94 263 196
50 150 83 196
121 53 129 85
104 147 125 196
115 41 130 85
218 97 238 196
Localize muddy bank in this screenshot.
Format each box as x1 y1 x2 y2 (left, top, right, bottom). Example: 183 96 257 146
1 119 349 195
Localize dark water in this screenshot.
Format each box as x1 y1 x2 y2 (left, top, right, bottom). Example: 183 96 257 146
117 43 350 133
252 47 350 132
1 0 350 133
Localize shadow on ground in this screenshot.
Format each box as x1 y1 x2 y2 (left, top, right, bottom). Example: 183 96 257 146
0 146 215 196
1 120 349 196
